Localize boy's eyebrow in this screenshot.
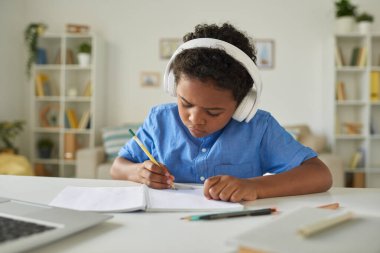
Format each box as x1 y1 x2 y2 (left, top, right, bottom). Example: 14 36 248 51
179 96 225 111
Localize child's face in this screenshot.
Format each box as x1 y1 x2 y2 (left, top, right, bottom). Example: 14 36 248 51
176 74 237 138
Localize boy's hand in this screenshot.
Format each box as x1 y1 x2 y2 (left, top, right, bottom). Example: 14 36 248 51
137 160 174 189
203 175 258 203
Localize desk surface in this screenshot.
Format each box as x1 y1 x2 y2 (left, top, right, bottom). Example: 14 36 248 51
1 175 379 253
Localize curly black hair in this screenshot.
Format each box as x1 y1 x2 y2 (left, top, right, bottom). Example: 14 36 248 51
171 23 257 104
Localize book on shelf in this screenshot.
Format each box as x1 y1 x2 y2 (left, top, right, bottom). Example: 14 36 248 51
336 81 346 101
370 118 379 135
357 47 367 67
66 108 79 129
370 71 380 102
54 49 75 65
350 151 363 170
334 46 345 67
50 185 243 213
64 133 76 160
78 110 91 129
35 73 58 97
350 47 360 66
82 81 92 97
35 73 49 96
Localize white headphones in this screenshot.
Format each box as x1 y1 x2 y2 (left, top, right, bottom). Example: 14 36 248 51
163 38 262 123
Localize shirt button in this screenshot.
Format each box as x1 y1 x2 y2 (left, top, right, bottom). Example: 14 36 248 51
200 176 205 181
201 148 207 153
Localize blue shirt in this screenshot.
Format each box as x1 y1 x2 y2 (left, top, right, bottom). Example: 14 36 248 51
119 103 317 184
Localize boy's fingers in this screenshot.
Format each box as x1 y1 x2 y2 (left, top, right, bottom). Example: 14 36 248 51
143 161 169 176
203 176 221 199
141 169 172 185
144 179 172 189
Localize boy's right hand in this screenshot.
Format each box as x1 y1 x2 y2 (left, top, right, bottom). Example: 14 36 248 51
137 160 175 189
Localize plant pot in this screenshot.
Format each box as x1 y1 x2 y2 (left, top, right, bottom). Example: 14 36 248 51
38 147 52 159
77 53 91 67
335 16 355 33
357 21 372 34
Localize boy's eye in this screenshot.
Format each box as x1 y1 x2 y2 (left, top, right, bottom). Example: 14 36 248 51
181 101 192 108
207 111 221 117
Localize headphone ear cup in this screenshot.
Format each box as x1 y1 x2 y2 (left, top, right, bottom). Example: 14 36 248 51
164 70 177 96
232 89 257 122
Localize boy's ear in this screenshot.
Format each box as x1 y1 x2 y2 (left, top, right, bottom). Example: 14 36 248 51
163 38 262 123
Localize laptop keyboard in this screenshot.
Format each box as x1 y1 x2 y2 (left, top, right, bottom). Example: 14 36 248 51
0 216 56 243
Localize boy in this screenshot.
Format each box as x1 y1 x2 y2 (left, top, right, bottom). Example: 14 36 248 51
111 23 332 203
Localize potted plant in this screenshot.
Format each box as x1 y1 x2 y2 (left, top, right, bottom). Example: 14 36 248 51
77 42 92 67
335 0 357 33
0 121 25 154
24 23 47 77
37 138 54 159
356 12 374 34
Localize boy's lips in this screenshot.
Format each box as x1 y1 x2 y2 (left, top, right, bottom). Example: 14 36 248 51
188 127 207 136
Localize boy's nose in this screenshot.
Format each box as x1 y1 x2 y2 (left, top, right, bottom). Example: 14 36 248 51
188 109 205 125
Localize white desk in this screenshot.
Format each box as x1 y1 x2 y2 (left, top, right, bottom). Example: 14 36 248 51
1 175 379 253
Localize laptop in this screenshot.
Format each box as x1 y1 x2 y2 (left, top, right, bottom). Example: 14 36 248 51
0 197 112 253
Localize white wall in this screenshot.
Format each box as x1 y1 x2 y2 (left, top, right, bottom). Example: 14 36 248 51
1 0 380 156
0 0 28 154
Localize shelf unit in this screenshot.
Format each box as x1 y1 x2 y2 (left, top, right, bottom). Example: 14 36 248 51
333 32 380 187
30 33 104 177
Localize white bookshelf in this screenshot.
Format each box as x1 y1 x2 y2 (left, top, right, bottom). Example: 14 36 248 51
333 32 380 187
30 33 104 177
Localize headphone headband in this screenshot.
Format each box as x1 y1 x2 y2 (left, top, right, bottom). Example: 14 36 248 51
163 38 262 122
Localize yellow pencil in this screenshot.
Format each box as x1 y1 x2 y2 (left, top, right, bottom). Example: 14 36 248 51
129 129 176 190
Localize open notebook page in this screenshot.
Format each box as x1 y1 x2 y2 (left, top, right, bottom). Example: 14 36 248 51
147 187 243 212
50 186 146 212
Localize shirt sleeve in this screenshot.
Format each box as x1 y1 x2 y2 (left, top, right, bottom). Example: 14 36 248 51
118 109 157 163
259 116 317 174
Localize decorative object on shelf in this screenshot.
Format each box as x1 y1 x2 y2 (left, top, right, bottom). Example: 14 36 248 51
0 121 25 154
64 133 76 160
66 24 90 34
77 42 92 67
24 23 47 77
39 104 60 128
255 39 275 69
37 138 54 159
140 71 160 87
335 0 357 33
67 87 78 97
356 12 374 34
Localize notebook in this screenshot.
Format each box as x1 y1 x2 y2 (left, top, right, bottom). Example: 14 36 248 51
0 196 111 253
229 207 380 253
50 184 244 212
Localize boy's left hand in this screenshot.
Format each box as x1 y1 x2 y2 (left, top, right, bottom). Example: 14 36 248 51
203 175 258 203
